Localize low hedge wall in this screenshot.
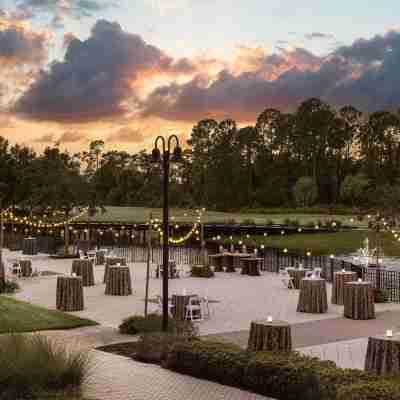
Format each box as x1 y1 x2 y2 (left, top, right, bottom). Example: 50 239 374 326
165 340 400 400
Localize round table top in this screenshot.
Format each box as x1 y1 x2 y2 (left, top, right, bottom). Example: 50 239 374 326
286 267 311 271
335 271 357 276
346 280 372 286
108 265 129 270
302 277 325 282
24 237 36 240
242 257 263 261
252 319 290 327
370 333 400 342
62 275 82 280
223 252 252 257
172 293 196 298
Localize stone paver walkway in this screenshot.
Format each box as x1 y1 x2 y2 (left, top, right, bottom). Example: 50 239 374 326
85 350 270 400
205 310 400 349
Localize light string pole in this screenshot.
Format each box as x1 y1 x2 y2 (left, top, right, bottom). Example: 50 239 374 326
152 134 182 332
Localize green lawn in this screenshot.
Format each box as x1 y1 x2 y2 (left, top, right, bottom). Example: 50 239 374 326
226 230 400 256
0 296 97 334
76 206 366 227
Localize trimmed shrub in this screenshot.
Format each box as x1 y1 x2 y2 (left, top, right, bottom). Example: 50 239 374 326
374 288 389 303
336 380 400 400
0 334 90 400
191 265 214 278
165 341 248 388
119 313 197 336
135 332 199 364
165 340 393 400
0 280 19 294
119 313 175 334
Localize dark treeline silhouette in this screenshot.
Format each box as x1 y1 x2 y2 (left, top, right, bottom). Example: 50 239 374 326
1 97 400 213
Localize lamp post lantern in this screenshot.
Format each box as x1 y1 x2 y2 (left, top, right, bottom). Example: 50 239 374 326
152 135 182 331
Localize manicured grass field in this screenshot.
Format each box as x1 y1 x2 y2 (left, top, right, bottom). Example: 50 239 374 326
76 206 366 227
231 230 400 256
0 296 97 333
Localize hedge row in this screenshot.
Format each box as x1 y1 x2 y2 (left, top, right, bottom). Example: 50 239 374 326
165 340 400 400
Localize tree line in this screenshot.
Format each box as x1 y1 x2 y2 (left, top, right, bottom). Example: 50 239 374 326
1 97 400 213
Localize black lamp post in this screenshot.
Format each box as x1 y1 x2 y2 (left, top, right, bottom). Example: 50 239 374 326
152 135 182 331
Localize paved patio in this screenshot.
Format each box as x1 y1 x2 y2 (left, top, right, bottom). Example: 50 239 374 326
5 248 400 398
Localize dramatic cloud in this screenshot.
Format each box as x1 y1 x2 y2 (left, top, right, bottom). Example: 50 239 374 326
16 0 113 25
33 133 54 142
107 127 144 143
140 30 400 121
15 20 196 123
58 130 84 142
0 24 48 65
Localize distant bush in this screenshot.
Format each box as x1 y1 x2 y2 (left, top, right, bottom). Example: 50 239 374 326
0 334 90 400
242 218 256 225
265 219 275 225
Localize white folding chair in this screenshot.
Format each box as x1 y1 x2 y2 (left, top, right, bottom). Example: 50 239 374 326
280 268 294 289
11 262 22 279
79 250 86 260
156 295 174 317
201 296 211 319
185 295 203 321
313 268 322 278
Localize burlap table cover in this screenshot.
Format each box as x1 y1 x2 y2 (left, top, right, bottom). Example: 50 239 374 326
223 253 252 272
96 250 106 265
297 278 328 313
105 266 132 296
286 268 310 290
22 237 37 255
56 276 84 311
171 294 196 321
344 281 375 320
103 256 127 283
247 320 292 352
331 271 357 305
365 334 400 375
209 254 224 271
71 259 94 287
156 261 178 279
19 260 32 277
240 258 262 276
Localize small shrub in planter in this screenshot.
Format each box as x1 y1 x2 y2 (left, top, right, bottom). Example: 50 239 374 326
374 288 389 303
119 313 175 334
191 265 214 278
119 313 197 336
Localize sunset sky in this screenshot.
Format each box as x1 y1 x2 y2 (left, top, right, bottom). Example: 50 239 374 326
1 0 400 152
